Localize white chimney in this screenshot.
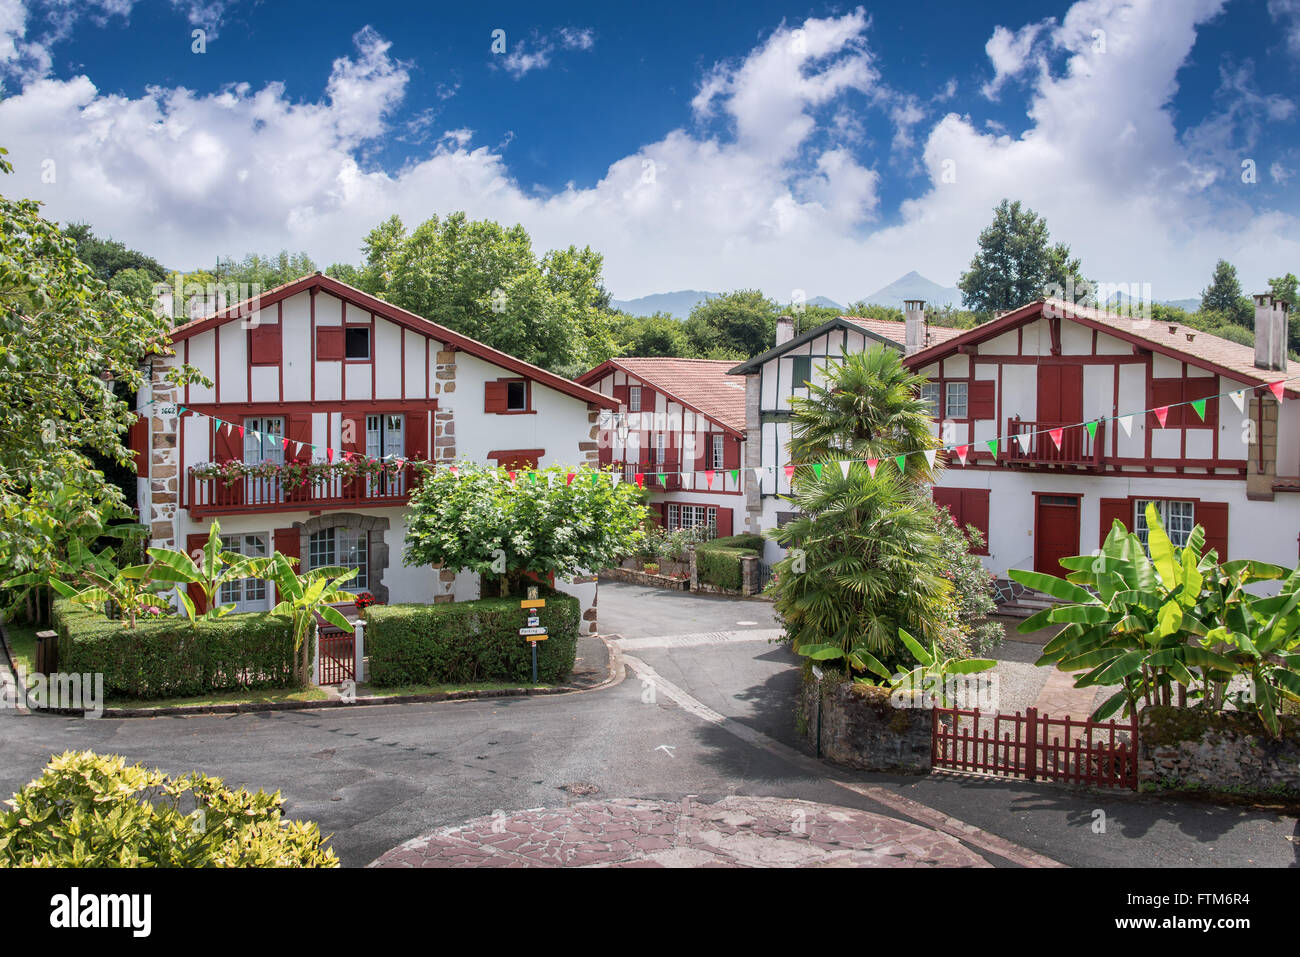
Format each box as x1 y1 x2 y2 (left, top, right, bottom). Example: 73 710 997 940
776 314 795 347
1254 294 1289 372
904 299 926 356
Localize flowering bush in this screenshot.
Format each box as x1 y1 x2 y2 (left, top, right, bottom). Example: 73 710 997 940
933 508 1003 658
192 457 423 489
353 591 376 611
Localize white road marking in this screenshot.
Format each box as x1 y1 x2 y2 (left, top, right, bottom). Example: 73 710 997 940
615 629 783 651
620 652 1063 870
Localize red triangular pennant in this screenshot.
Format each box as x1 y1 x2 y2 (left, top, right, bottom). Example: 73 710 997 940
705 469 715 489
1049 427 1063 450
1268 381 1285 403
635 472 645 489
955 445 969 465
783 465 795 480
1153 406 1169 428
565 472 575 485
866 458 879 477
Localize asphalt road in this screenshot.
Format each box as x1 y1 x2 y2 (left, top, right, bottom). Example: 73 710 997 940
0 582 1295 868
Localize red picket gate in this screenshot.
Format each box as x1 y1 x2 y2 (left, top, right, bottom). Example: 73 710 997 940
931 706 1137 789
317 627 355 686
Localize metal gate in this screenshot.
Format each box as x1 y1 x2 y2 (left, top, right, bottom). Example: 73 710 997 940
755 561 775 592
932 706 1137 789
317 627 355 685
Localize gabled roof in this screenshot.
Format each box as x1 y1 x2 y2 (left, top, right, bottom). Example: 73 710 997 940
904 298 1300 398
576 357 747 436
726 315 962 375
167 273 617 409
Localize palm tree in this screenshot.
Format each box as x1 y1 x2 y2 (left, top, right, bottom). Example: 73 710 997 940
787 345 940 483
773 465 950 668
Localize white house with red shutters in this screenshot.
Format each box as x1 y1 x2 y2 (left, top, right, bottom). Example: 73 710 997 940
905 294 1300 578
576 358 747 538
732 295 1300 578
134 272 615 622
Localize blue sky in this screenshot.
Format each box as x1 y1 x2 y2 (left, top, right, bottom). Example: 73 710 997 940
0 0 1297 303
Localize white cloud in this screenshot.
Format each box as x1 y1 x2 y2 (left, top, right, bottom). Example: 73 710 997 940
0 1 1295 306
498 26 595 79
981 20 1051 100
1269 0 1300 55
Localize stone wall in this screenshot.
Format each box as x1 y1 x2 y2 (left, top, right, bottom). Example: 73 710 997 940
799 677 932 773
1137 706 1300 795
148 367 180 549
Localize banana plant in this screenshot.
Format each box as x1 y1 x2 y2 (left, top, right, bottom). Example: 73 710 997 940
883 628 996 708
263 553 357 684
145 521 273 627
47 564 166 629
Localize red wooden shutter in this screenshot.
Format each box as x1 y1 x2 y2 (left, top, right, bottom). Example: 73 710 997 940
1184 378 1219 429
341 414 365 457
249 324 282 365
1151 379 1184 428
613 384 629 407
405 411 429 461
128 414 148 467
214 421 242 461
969 381 996 420
932 487 963 522
1099 497 1131 543
185 533 209 614
664 438 679 488
316 326 344 361
723 436 740 471
273 526 300 569
287 415 313 463
1198 502 1228 560
485 381 509 413
961 488 991 554
714 507 733 538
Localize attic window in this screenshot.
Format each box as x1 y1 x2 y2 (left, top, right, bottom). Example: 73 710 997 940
507 380 527 411
345 327 371 360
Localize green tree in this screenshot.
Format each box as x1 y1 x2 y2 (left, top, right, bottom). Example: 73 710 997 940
354 212 615 373
787 346 940 484
958 199 1061 316
612 311 691 357
1267 272 1300 354
109 267 158 303
213 250 316 289
63 223 167 283
682 289 778 358
1200 259 1252 327
403 464 646 597
0 147 203 580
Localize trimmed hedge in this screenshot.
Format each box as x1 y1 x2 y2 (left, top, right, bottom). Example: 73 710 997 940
695 533 763 590
365 591 580 686
53 600 302 699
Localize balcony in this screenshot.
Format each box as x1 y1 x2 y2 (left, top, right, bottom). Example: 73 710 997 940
187 463 419 518
1004 417 1105 470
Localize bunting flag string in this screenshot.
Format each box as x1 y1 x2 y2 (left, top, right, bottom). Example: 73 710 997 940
149 370 1300 487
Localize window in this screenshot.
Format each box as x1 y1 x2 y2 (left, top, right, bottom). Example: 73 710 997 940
1135 500 1195 549
920 383 940 416
366 414 406 494
655 432 665 465
628 385 642 412
945 382 969 420
308 528 368 590
624 462 639 484
345 327 370 360
217 534 269 610
243 417 285 464
507 380 527 411
667 504 716 534
791 355 811 387
712 434 725 470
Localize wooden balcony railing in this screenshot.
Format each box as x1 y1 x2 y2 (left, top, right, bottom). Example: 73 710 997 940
187 464 419 518
1004 417 1104 469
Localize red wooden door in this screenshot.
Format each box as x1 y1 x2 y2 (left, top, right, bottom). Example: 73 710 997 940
1035 494 1080 576
1037 365 1084 460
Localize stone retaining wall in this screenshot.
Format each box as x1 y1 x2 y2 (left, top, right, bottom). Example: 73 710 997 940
599 568 689 591
1137 706 1300 795
799 677 932 773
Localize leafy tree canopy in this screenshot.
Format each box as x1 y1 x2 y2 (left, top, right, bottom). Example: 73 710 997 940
682 288 779 358
213 250 317 290
958 199 1088 318
611 311 691 357
1200 258 1252 327
63 222 168 284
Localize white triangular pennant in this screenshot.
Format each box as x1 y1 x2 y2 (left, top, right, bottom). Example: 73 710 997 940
611 473 621 487
923 449 937 469
1229 390 1246 413
1118 414 1134 437
839 460 851 479
1016 433 1031 451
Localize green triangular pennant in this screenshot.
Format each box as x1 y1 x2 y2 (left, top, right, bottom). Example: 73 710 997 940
657 472 667 486
1191 398 1206 421
812 463 823 478
729 469 739 483
895 454 906 473
986 439 999 457
1085 420 1098 439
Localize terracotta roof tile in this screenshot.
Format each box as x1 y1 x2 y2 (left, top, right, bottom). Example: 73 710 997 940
607 357 747 432
840 316 964 349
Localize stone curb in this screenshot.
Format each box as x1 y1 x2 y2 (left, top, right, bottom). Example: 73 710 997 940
17 632 627 720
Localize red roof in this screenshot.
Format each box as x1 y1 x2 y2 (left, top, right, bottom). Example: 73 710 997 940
168 273 617 409
905 299 1299 397
577 357 747 434
841 316 964 349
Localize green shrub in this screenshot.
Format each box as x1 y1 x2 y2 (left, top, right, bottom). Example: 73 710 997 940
0 750 338 867
695 546 751 590
53 599 302 699
365 590 580 686
705 533 764 552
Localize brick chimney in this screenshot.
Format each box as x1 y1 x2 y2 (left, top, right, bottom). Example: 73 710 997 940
1254 294 1289 371
904 299 926 356
776 315 795 347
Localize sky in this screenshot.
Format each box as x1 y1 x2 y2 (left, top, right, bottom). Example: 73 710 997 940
0 0 1297 304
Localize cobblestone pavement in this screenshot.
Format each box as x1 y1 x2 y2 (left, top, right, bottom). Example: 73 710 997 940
370 795 990 868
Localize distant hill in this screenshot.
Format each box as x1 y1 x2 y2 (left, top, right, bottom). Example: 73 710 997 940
861 271 961 310
612 290 844 319
1104 290 1202 313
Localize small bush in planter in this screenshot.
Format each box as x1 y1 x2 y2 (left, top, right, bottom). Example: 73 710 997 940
643 562 660 575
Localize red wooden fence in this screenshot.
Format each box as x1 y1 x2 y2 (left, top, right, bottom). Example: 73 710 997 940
317 629 355 686
932 706 1137 789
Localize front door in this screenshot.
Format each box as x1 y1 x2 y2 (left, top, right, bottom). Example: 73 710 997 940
1035 494 1080 576
1037 365 1084 461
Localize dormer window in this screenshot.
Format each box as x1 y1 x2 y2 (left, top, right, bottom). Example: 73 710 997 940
345 327 371 360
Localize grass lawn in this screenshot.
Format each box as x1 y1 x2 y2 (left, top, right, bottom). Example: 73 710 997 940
106 687 329 710
2 621 38 675
358 680 551 698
